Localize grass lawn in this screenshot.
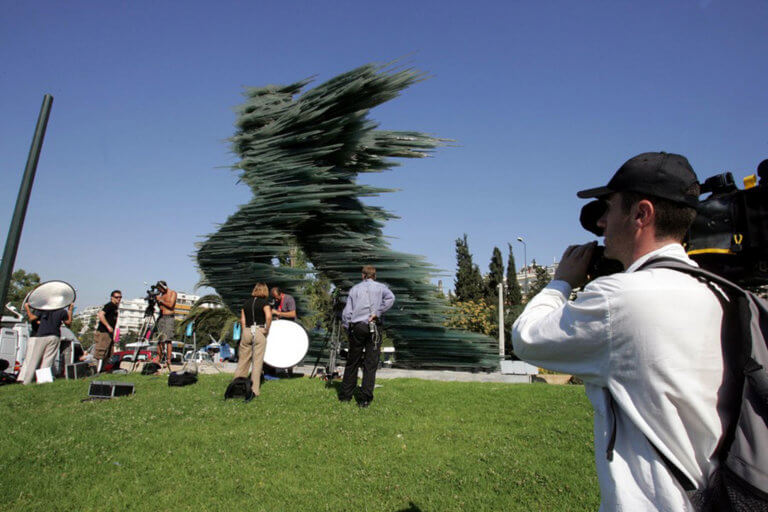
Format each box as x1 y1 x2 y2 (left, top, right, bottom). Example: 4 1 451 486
1 374 599 511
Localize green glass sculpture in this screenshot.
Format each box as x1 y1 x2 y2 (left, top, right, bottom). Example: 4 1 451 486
197 63 498 370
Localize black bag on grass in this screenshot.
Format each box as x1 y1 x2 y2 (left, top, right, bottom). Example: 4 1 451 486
224 377 255 402
168 371 197 387
141 362 161 375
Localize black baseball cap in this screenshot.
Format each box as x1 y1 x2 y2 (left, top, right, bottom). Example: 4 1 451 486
577 152 699 208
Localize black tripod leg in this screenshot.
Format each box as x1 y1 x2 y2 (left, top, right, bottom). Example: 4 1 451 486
310 335 331 378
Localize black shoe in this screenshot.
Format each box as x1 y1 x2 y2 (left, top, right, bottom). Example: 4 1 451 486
358 400 371 408
338 397 352 403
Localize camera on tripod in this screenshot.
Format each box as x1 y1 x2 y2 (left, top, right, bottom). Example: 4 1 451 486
144 285 160 302
582 159 768 287
142 283 163 314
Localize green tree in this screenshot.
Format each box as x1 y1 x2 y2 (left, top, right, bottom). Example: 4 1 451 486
300 273 333 332
503 303 526 356
76 315 99 349
527 263 552 298
454 234 484 302
70 317 84 335
179 295 238 346
6 269 41 312
79 331 95 349
486 246 504 303
445 298 498 338
505 243 522 306
119 330 138 351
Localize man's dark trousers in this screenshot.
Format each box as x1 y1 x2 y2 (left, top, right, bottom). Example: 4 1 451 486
339 322 380 402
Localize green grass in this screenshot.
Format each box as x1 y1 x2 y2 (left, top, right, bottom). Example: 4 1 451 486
0 375 599 511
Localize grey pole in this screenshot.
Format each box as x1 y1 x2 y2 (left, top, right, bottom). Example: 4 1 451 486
498 282 505 359
0 94 54 311
516 237 527 297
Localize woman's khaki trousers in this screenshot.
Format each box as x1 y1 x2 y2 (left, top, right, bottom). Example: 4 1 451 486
234 326 266 395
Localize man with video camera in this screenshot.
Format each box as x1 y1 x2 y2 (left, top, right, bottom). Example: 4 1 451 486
512 152 726 510
154 280 176 366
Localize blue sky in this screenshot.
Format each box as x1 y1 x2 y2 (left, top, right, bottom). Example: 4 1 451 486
1 0 766 308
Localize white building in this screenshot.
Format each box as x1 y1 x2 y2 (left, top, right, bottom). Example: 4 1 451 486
117 298 152 333
75 293 201 334
74 305 102 334
75 292 206 335
116 292 201 333
516 261 558 296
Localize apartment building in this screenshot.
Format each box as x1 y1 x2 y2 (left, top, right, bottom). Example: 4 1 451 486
77 292 202 334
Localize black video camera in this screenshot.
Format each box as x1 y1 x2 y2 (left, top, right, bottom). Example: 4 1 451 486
141 285 161 316
582 159 768 287
686 159 768 287
144 284 161 303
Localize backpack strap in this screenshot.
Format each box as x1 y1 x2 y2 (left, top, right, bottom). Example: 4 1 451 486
635 258 756 490
638 257 744 296
745 358 768 409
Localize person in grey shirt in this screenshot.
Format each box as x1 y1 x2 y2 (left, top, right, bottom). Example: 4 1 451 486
339 265 395 407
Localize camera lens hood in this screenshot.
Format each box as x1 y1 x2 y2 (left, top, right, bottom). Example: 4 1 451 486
580 200 606 236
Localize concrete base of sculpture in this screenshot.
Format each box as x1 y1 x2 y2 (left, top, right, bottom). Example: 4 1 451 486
500 360 539 375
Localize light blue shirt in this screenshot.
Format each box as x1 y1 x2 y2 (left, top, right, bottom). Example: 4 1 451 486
341 279 395 328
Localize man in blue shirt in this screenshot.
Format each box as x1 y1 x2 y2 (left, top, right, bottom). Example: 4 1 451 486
339 265 395 407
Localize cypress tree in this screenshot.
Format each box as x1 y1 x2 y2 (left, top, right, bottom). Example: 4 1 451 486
527 264 552 297
506 243 522 306
486 246 504 303
454 234 484 302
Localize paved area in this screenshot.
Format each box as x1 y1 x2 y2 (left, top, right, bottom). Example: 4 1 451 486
185 362 533 383
129 360 535 383
372 368 532 383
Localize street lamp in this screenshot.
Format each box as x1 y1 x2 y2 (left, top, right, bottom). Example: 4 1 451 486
516 237 528 296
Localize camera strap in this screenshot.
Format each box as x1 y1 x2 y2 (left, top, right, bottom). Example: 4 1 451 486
366 281 374 320
250 298 257 337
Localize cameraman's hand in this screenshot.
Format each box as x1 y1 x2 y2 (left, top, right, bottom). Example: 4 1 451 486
554 242 597 289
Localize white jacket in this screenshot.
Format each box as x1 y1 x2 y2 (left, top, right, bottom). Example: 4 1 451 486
512 244 725 511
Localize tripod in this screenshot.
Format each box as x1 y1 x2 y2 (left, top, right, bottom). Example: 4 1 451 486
310 316 343 382
197 334 223 374
129 302 163 373
311 291 345 383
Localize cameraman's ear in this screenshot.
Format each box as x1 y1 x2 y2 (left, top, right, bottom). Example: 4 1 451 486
635 200 654 228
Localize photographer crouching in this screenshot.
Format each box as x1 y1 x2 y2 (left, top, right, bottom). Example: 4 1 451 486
512 152 726 510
